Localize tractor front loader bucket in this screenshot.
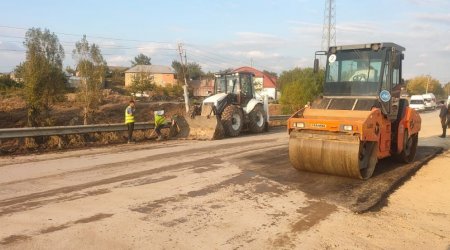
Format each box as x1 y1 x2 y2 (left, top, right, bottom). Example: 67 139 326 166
171 115 225 140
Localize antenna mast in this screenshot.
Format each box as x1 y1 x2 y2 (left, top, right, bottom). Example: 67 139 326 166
321 0 336 51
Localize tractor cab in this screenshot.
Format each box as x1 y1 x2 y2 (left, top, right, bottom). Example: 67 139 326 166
214 72 255 107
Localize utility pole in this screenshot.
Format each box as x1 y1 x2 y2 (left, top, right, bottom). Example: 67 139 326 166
426 75 430 94
184 49 189 78
321 0 336 51
177 43 189 113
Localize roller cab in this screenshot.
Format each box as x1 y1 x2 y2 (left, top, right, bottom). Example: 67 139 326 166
288 43 421 179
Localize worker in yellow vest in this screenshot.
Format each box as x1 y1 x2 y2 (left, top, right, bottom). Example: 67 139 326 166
125 100 136 143
154 110 167 141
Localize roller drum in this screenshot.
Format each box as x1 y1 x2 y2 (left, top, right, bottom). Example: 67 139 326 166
289 130 377 179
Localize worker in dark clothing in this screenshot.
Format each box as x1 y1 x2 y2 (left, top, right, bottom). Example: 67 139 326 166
439 101 448 138
125 100 136 143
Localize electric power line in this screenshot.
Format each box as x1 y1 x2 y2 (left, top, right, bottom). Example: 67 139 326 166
1 25 282 72
0 25 172 44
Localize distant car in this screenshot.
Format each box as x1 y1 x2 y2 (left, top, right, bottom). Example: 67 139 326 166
409 95 426 112
422 93 437 110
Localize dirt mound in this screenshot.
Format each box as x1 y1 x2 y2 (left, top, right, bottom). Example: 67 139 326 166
0 90 186 128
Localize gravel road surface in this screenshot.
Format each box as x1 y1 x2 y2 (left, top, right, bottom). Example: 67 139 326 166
0 110 449 249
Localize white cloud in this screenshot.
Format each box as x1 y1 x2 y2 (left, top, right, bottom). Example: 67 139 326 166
230 50 281 60
215 32 286 49
406 0 449 6
288 21 322 35
415 62 425 67
415 13 450 25
337 22 379 33
105 55 130 66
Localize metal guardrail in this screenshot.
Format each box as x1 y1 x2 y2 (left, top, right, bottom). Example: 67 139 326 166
0 122 157 140
0 115 291 140
269 115 290 121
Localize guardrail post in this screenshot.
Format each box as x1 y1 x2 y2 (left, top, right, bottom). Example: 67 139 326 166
57 136 65 149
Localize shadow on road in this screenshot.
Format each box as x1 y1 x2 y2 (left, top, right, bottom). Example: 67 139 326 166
235 139 443 213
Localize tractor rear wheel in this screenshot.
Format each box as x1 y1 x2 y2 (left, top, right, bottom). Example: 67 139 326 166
248 104 266 133
221 105 243 137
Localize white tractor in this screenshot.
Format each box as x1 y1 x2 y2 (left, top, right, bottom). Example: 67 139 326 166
178 72 268 140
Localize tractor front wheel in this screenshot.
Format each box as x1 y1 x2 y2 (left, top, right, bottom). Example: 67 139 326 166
221 105 243 137
248 104 266 133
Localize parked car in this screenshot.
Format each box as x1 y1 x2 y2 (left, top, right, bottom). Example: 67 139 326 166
409 95 426 112
422 93 437 110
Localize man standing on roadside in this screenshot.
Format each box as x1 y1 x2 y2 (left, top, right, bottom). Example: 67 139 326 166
439 100 448 138
125 100 136 143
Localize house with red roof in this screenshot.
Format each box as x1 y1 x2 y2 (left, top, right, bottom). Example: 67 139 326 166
232 66 278 100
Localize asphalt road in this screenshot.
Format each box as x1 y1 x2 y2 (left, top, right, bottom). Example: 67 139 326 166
0 110 449 249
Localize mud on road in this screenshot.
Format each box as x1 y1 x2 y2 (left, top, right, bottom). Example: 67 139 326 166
0 110 449 249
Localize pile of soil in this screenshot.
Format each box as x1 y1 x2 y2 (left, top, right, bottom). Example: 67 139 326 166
0 91 187 128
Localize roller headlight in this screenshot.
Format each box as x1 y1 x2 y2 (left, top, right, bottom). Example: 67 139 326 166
343 125 353 131
294 122 305 128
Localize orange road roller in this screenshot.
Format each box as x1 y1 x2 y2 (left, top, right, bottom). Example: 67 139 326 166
288 43 421 179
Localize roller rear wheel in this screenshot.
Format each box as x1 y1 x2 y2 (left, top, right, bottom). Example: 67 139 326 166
396 130 418 163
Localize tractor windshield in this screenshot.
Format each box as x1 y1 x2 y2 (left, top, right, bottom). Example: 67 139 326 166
324 49 385 96
215 75 239 94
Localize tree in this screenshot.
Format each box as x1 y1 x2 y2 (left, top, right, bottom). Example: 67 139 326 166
172 60 205 83
279 68 325 114
21 28 66 127
407 75 444 98
65 66 76 76
131 53 151 67
73 35 107 125
203 71 215 80
218 68 234 74
0 74 21 90
128 72 155 97
443 82 450 97
171 60 184 83
13 63 25 83
186 62 204 80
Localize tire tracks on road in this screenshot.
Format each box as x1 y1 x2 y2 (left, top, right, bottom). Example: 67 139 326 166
0 141 286 217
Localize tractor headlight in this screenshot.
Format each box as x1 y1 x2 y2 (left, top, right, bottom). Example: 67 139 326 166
342 125 353 131
294 122 305 128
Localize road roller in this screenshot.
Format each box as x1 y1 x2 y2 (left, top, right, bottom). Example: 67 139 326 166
287 43 421 179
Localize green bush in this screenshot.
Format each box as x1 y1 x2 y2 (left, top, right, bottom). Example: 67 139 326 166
279 68 324 114
0 75 22 90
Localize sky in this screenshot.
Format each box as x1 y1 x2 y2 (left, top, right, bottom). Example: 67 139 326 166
0 0 449 83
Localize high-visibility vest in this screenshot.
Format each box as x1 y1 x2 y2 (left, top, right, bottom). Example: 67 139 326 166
125 106 135 124
155 114 166 127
